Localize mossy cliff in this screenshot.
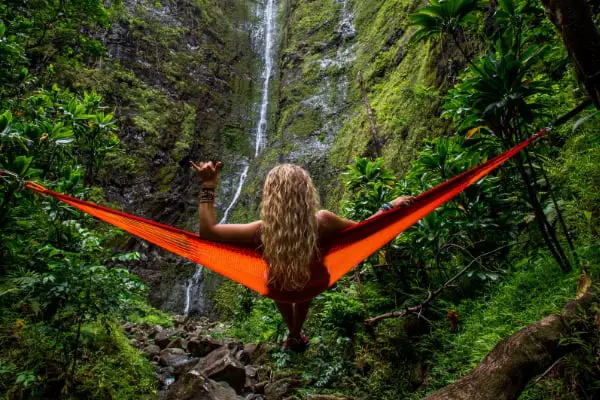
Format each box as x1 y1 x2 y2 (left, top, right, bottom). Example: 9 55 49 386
62 0 462 312
231 0 457 222
62 0 263 313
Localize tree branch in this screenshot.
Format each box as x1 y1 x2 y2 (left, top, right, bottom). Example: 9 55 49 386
365 244 514 326
424 281 597 400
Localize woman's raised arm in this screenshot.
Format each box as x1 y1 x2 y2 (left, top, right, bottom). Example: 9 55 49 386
317 195 415 237
191 160 261 243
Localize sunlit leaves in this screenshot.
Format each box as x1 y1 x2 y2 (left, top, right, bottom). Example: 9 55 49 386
408 0 479 45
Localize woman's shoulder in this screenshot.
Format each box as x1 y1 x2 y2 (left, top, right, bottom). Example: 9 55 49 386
316 209 335 222
316 210 355 235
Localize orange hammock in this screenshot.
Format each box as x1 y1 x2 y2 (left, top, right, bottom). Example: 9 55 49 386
12 128 548 302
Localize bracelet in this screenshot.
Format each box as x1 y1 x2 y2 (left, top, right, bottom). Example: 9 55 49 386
379 202 393 211
199 187 215 203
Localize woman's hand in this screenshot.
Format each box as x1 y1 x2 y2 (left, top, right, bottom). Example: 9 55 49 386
390 195 415 208
190 161 223 187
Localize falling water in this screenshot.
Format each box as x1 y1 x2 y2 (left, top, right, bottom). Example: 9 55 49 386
255 0 277 156
219 165 249 224
183 265 203 316
183 0 278 315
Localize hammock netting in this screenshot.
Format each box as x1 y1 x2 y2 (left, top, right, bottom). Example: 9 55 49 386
14 128 547 302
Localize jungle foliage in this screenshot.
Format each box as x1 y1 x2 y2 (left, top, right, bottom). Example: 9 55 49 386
0 1 167 398
1 0 600 399
216 0 600 399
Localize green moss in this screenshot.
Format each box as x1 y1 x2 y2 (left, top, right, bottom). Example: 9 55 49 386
128 300 174 327
76 322 158 399
409 247 600 399
172 104 196 162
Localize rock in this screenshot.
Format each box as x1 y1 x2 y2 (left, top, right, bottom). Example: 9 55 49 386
195 346 246 393
142 344 161 359
158 348 199 376
255 366 271 382
243 343 269 364
187 337 222 357
236 349 250 364
155 328 179 349
253 381 267 394
245 395 265 400
165 371 243 400
223 339 242 353
173 315 187 326
123 322 134 332
159 348 187 367
167 337 188 350
149 324 163 339
264 375 301 400
244 366 258 392
173 357 200 377
245 365 257 379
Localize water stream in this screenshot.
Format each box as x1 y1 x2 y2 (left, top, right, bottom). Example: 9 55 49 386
183 0 279 316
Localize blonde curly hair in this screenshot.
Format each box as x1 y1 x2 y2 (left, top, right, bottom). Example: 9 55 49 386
261 164 320 292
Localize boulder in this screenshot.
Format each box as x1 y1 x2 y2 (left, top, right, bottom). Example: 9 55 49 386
195 346 246 393
167 337 188 350
159 348 187 367
173 357 200 377
243 342 269 364
173 315 187 326
165 371 243 400
255 366 272 382
149 324 163 339
253 381 267 395
155 328 179 349
142 344 161 359
235 349 250 364
245 365 257 379
187 337 222 357
159 348 199 376
264 375 301 400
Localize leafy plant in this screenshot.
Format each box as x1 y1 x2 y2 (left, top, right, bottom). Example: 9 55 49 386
409 0 480 66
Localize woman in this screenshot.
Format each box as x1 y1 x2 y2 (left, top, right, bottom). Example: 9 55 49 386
191 160 413 351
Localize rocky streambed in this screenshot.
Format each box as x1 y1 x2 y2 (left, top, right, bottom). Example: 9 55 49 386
123 316 349 400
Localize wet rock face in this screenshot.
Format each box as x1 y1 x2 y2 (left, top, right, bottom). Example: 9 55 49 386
99 0 260 315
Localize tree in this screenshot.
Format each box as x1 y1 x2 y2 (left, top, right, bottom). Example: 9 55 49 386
540 0 600 108
424 281 599 400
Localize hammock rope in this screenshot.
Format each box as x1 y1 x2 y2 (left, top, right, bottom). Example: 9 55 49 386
2 102 592 302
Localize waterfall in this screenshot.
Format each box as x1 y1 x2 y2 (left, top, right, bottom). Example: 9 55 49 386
183 0 278 316
183 265 204 316
219 165 250 224
255 0 277 157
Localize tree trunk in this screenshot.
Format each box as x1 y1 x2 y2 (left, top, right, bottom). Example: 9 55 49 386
540 0 600 108
424 284 597 400
513 153 571 272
